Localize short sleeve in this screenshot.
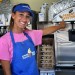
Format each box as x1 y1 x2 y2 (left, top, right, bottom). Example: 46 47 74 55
29 30 43 46
0 37 10 61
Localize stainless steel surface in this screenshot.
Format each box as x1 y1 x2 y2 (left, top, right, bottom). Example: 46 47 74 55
55 69 75 75
54 24 75 66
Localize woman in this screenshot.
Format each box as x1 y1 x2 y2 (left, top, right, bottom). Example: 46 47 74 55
0 3 66 75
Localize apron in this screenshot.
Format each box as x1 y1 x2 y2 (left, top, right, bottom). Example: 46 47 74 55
10 31 39 75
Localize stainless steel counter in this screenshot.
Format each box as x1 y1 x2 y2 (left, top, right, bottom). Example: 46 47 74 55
55 66 75 75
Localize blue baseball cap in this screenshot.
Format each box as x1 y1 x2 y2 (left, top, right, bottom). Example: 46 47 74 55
13 3 34 17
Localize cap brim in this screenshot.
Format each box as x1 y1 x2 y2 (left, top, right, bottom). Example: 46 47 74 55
18 9 34 17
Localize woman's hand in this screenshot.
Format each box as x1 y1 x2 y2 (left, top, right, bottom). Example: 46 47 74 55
59 15 66 29
59 20 66 29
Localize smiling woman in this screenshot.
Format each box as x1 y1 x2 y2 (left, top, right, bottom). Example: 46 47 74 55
9 3 33 33
11 11 31 32
0 3 66 75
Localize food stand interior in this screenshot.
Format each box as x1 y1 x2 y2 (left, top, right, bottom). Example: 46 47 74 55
0 0 75 75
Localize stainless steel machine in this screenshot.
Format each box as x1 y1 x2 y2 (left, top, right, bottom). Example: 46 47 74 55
54 23 75 67
48 0 75 75
52 3 75 68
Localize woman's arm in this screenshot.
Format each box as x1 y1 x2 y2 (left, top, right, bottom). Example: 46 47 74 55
1 60 11 75
42 20 66 36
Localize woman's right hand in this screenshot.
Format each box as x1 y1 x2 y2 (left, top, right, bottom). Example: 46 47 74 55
59 20 66 29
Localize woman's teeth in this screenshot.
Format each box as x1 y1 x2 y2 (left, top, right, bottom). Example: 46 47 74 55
20 22 25 25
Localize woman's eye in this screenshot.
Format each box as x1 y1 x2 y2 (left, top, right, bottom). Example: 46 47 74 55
26 15 31 19
19 14 24 17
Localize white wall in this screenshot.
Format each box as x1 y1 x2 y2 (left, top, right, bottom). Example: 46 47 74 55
10 0 59 12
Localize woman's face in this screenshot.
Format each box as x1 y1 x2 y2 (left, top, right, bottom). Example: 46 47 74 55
12 11 31 31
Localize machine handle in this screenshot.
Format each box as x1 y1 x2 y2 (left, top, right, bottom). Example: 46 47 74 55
70 21 74 29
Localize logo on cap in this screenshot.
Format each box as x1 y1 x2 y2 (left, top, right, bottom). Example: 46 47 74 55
22 6 30 9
